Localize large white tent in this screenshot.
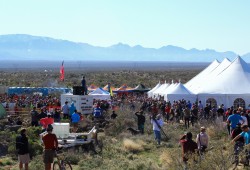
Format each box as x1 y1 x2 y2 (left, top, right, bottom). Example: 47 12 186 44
164 83 196 103
89 88 111 100
196 56 250 108
190 58 231 93
147 81 161 98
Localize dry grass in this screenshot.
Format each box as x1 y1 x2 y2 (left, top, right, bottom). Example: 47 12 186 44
159 150 172 165
123 138 144 152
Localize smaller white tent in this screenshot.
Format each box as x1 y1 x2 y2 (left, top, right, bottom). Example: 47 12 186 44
164 83 196 103
152 81 169 98
147 81 161 98
89 88 111 100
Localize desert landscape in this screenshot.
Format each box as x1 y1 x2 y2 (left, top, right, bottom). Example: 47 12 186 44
0 65 237 170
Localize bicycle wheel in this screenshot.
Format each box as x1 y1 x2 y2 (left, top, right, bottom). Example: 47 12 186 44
95 139 103 154
89 140 103 154
62 161 72 170
53 161 61 170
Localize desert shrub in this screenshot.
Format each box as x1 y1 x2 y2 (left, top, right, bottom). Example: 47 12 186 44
29 156 44 169
0 157 15 167
123 139 144 153
77 155 103 170
64 153 81 165
28 141 43 159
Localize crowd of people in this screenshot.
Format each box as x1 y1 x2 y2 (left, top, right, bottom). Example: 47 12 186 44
3 90 250 170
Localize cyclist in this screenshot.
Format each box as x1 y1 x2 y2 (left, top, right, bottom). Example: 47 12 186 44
231 123 244 164
42 124 58 170
232 125 250 165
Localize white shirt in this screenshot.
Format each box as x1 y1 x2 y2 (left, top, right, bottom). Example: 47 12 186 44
151 118 164 131
196 132 208 149
240 116 248 126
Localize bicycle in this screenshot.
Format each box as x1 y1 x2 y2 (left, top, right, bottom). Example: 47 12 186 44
53 149 72 170
230 143 250 170
230 141 244 169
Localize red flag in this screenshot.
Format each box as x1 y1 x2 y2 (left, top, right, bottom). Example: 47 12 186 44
60 61 64 81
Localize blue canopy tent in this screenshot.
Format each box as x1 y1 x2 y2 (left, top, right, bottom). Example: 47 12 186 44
8 87 71 96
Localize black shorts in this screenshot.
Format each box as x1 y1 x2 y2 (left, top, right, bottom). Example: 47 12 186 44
43 150 55 164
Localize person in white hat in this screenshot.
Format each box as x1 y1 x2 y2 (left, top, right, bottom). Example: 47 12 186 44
196 126 209 152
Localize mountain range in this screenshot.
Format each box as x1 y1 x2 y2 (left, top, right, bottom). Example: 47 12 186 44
0 34 249 62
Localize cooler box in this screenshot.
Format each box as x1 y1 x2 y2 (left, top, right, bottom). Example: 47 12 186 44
52 123 70 138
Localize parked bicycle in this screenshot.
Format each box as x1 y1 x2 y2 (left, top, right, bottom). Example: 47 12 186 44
53 148 72 170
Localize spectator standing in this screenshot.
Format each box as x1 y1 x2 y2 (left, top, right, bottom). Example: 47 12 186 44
16 128 30 170
110 110 117 119
81 76 87 95
135 110 146 134
198 101 203 112
61 101 70 119
42 124 58 170
93 105 103 119
53 108 61 123
69 102 76 118
30 107 39 127
39 107 47 120
71 110 80 132
183 106 191 129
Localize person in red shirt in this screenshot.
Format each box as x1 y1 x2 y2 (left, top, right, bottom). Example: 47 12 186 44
180 132 198 168
40 114 54 132
165 103 171 122
42 124 58 170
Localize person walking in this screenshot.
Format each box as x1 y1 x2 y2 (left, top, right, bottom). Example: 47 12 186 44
150 114 164 145
196 127 209 153
16 128 30 170
180 132 198 170
227 109 244 134
135 109 146 134
42 124 58 170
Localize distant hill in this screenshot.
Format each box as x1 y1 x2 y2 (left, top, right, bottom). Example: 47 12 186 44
0 34 247 62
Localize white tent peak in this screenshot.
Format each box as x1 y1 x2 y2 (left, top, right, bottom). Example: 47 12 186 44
185 59 220 89
198 56 250 94
147 81 162 97
89 87 110 95
168 83 194 94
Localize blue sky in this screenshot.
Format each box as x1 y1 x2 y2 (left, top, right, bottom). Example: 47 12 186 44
0 0 249 55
